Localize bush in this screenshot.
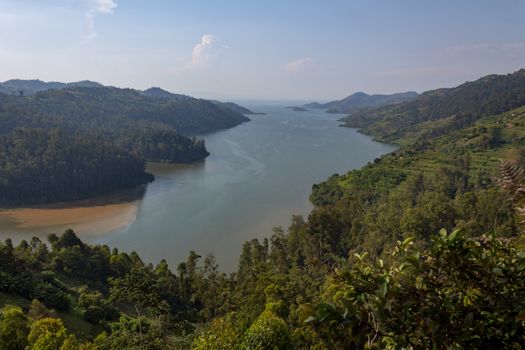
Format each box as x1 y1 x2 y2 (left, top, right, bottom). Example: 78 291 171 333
243 310 293 350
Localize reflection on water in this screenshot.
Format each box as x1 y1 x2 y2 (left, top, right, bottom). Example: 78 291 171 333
0 105 396 271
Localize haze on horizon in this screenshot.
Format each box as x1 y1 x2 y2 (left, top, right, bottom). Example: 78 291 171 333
0 0 524 101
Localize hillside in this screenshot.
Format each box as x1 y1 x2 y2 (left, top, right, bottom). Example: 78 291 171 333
141 87 256 115
0 82 253 204
0 86 249 140
305 91 418 113
0 129 153 205
0 80 256 117
341 69 525 144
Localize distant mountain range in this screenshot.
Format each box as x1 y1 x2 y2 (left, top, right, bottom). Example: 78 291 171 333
305 91 418 114
0 80 256 115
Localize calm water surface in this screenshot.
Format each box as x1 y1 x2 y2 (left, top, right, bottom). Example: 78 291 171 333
92 105 395 271
0 105 395 271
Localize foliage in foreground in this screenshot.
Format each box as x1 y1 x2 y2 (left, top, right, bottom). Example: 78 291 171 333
302 231 525 349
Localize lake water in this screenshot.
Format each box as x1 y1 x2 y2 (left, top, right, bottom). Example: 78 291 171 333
0 105 395 271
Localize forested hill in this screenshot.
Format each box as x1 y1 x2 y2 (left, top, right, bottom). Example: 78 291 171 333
0 86 250 135
0 85 250 204
140 86 257 115
0 129 153 205
305 91 418 113
341 69 525 144
0 79 256 117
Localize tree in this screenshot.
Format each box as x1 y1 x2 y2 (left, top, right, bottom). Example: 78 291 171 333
109 267 168 335
27 318 69 350
0 306 29 350
243 307 293 350
192 318 241 350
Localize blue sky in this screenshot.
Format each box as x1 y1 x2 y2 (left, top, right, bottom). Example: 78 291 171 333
0 0 524 101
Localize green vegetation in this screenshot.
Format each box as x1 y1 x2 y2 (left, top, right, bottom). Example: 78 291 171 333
341 69 525 144
0 128 153 204
302 231 525 348
0 84 252 204
1 70 525 348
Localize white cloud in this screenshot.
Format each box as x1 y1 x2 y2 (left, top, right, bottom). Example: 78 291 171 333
187 34 217 68
284 57 313 73
86 0 118 39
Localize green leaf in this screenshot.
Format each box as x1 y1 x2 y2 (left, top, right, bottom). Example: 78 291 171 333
378 279 388 298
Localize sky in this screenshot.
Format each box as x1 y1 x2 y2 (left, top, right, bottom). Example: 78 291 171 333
0 0 524 101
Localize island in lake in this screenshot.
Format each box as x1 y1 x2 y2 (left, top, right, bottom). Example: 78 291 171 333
286 106 309 112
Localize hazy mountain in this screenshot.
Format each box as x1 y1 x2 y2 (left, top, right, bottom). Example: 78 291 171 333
306 91 418 113
0 79 103 96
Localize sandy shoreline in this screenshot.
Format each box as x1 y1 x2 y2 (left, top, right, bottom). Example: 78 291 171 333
0 200 140 236
0 163 190 240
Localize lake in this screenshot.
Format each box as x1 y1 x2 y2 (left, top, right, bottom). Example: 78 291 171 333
0 105 395 271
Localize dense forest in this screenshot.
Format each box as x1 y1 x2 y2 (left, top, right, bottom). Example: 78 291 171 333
0 86 250 136
0 128 153 205
1 71 525 349
0 84 251 204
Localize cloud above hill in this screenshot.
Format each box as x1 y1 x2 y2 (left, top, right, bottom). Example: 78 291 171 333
86 0 118 39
